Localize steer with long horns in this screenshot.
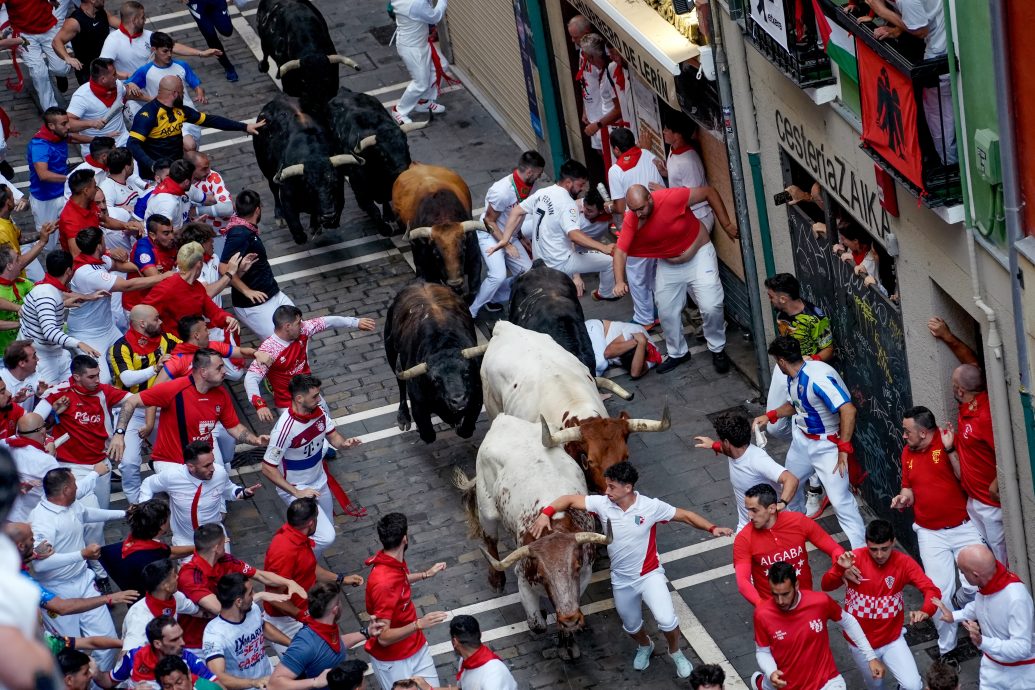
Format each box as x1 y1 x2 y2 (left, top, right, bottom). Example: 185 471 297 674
256 0 358 104
482 321 670 491
384 282 485 443
391 163 484 300
453 414 610 658
253 97 356 244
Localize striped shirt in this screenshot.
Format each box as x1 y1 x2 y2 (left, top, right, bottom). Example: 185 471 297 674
109 332 179 393
263 408 333 487
18 283 76 359
787 360 851 435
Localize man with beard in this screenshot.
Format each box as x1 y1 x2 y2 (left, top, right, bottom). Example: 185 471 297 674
121 214 178 315
108 305 177 503
127 75 264 178
2 341 45 413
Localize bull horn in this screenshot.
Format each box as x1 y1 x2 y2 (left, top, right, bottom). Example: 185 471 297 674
540 415 583 449
461 343 488 359
277 59 301 77
355 134 378 153
327 54 361 71
626 405 672 433
480 544 532 571
461 220 483 233
399 121 429 133
329 154 364 167
574 520 613 546
595 377 634 400
273 163 305 183
406 226 433 241
396 362 429 380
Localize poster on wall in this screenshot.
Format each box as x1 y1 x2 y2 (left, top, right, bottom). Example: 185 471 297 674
750 0 789 51
512 0 543 139
631 72 664 160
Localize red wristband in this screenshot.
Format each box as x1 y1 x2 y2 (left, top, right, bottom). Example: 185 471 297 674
711 441 722 454
837 440 854 454
766 410 779 425
250 395 268 411
541 506 556 518
708 525 719 535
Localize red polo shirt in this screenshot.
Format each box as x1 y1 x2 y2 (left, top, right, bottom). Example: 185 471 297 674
44 379 128 464
4 0 57 35
618 187 700 259
263 523 317 618
956 392 999 507
0 403 25 440
138 376 239 464
901 435 970 530
143 273 232 334
177 552 256 648
58 199 102 253
364 551 424 661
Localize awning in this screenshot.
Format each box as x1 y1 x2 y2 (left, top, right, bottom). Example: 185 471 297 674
567 0 700 108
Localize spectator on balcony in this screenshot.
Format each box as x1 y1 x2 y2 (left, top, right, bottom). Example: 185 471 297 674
867 0 956 166
579 34 621 171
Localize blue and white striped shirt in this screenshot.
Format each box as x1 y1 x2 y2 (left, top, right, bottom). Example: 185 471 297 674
787 360 851 435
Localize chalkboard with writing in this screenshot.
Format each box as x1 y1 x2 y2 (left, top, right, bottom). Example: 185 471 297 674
787 206 917 553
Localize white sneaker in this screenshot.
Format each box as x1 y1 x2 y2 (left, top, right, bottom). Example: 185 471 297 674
392 107 412 125
414 99 446 113
670 650 693 678
805 487 829 519
632 640 654 671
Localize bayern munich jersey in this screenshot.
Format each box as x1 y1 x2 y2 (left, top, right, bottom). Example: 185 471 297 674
263 409 333 486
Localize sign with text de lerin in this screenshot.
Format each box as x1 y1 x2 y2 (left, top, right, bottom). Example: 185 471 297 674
751 0 789 51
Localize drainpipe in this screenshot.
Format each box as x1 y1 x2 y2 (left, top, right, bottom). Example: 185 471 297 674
709 2 771 391
524 0 569 175
986 0 1033 582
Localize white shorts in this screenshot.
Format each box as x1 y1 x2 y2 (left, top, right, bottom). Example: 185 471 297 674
760 674 845 690
847 632 922 690
234 290 294 341
612 569 678 634
370 643 438 688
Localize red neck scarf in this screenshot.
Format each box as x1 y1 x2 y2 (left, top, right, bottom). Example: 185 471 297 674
511 170 532 202
122 535 167 558
612 62 626 90
127 329 164 357
66 376 96 398
980 561 1022 596
72 253 105 271
6 436 45 451
84 153 108 171
0 277 24 301
615 147 643 171
34 274 69 293
144 592 177 617
32 125 63 144
154 176 187 197
88 79 117 108
457 645 502 680
118 24 142 41
299 613 341 652
670 144 694 156
851 249 868 266
227 215 259 235
288 406 324 423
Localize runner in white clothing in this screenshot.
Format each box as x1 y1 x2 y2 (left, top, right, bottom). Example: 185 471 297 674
137 441 258 547
121 558 201 651
692 410 799 531
584 318 658 379
430 614 517 690
66 59 142 157
532 461 732 679
489 160 615 299
261 374 362 557
468 151 543 318
391 0 448 124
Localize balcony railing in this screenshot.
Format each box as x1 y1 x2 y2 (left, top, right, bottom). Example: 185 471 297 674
743 0 836 89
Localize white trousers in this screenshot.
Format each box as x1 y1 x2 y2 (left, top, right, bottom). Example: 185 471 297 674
968 497 1007 565
70 328 122 385
18 24 70 111
40 567 118 671
469 231 531 317
555 251 615 297
118 407 157 505
922 74 957 166
847 632 922 690
29 194 64 237
396 42 437 117
613 570 678 635
58 460 112 575
35 347 71 386
653 243 725 358
978 656 1035 690
370 643 439 689
759 673 845 690
19 243 44 282
914 520 982 654
234 290 294 341
626 257 656 325
262 612 302 657
275 474 335 557
784 426 866 549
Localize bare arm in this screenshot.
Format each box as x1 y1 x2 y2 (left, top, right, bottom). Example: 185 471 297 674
567 229 613 255
0 626 55 690
33 161 66 184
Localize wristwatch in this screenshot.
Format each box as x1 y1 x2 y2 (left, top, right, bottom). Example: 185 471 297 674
114 428 126 435
360 624 370 639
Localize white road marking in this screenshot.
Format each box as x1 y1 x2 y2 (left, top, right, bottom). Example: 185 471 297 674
671 592 749 689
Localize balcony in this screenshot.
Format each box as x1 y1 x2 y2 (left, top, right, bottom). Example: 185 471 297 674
742 0 837 95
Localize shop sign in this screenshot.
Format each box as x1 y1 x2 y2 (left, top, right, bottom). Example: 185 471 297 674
751 0 790 51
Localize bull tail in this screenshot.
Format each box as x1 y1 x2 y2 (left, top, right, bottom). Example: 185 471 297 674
451 466 482 539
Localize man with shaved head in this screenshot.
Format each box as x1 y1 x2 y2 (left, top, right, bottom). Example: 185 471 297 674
934 544 1035 687
612 183 736 374
185 151 235 249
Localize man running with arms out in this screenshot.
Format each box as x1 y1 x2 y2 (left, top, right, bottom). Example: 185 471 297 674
821 519 940 690
262 374 363 555
752 561 885 690
531 461 732 679
733 483 846 606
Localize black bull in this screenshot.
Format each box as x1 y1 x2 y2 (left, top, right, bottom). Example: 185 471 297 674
384 282 484 444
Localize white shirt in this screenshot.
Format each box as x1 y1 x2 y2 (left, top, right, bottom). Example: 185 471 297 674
64 160 108 199
393 0 447 47
1 368 41 411
898 0 947 58
787 360 851 435
100 176 146 221
585 319 649 376
521 185 581 268
66 80 129 157
607 62 636 133
480 174 523 243
28 498 125 585
145 186 204 229
138 464 241 546
457 656 518 690
201 606 274 681
726 445 787 531
667 148 713 221
6 440 59 522
584 492 677 588
264 409 333 488
954 582 1035 665
581 62 615 150
0 534 41 637
122 592 201 651
67 256 121 345
608 149 664 202
99 28 154 77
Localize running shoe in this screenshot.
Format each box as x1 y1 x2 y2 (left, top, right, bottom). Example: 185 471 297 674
633 640 654 671
670 650 693 678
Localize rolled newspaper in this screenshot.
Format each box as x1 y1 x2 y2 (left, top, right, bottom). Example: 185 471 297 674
752 421 768 449
596 182 612 203
54 433 71 448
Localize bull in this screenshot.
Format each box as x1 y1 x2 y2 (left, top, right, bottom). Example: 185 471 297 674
392 164 483 299
453 414 611 658
256 0 360 105
384 282 485 443
253 97 358 244
482 321 670 491
324 87 427 231
510 259 596 373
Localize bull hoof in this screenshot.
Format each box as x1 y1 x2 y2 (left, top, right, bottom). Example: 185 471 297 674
259 59 269 72
456 425 475 439
487 571 505 593
275 217 286 228
290 230 307 245
396 412 412 432
557 640 581 661
418 431 437 444
528 616 547 635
